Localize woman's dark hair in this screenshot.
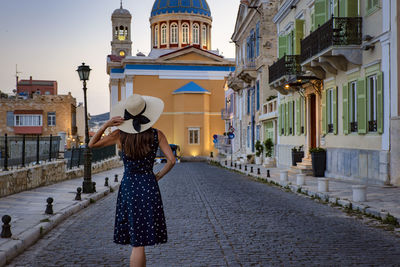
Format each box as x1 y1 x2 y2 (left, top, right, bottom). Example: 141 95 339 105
119 128 153 159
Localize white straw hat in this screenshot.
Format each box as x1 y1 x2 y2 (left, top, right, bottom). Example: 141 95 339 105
110 94 164 134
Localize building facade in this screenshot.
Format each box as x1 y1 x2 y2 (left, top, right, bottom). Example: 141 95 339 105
226 0 279 163
0 93 79 148
17 76 58 96
107 1 235 158
270 0 398 185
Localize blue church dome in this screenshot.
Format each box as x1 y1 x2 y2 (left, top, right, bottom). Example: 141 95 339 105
151 0 211 17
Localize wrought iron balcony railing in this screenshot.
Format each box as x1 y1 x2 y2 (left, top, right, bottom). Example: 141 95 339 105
269 55 302 84
300 17 362 63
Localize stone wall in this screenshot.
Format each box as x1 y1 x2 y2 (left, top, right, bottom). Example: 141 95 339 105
390 117 400 186
325 148 389 185
0 157 122 198
277 144 295 168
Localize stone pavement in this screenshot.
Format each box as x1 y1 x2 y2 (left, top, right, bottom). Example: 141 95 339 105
217 158 400 225
0 166 124 266
8 162 400 266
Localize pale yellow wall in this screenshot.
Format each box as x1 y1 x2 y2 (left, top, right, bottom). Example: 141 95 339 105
129 75 225 156
166 52 217 62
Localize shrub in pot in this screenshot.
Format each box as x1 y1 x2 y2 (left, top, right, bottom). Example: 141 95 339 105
263 138 274 158
255 140 263 164
309 147 326 177
291 145 304 166
246 154 255 164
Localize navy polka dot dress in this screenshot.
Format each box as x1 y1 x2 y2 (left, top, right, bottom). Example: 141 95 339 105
114 128 167 247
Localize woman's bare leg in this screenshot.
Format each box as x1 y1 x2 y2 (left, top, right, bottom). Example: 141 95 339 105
130 246 146 267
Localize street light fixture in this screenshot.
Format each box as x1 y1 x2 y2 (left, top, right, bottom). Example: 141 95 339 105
76 62 94 194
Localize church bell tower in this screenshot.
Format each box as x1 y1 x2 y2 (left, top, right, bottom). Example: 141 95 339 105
111 1 132 57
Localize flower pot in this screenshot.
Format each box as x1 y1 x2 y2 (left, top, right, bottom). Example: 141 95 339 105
255 156 262 165
311 151 326 177
291 151 304 166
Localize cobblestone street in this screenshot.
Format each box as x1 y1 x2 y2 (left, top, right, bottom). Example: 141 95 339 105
9 162 400 266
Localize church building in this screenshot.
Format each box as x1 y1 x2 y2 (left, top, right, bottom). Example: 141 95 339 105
107 0 235 157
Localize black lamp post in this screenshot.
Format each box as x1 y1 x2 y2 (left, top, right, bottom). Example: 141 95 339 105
76 63 94 193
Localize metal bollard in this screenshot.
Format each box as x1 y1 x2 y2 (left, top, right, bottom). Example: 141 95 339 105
69 148 75 169
267 169 271 178
239 164 241 170
257 168 261 175
1 215 12 238
230 162 233 167
250 166 253 173
225 160 227 166
114 174 119 183
45 197 54 215
234 163 237 168
104 177 109 186
245 165 247 171
93 182 96 192
75 187 82 201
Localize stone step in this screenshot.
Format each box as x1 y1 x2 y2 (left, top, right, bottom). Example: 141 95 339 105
289 166 314 176
296 162 312 169
301 157 312 164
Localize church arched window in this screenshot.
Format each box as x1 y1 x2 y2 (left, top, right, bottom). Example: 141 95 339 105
115 27 119 38
125 27 128 38
193 23 199 44
154 25 159 46
161 24 167 45
118 25 126 41
202 25 207 46
182 23 189 44
170 23 178 44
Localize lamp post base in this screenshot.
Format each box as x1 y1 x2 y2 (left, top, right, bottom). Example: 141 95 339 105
82 180 94 194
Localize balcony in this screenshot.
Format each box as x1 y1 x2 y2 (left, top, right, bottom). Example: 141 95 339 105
236 59 257 84
227 72 245 91
301 17 362 78
259 97 278 122
269 55 302 94
221 108 232 120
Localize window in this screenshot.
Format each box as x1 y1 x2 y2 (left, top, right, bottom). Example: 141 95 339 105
367 75 377 132
14 114 42 126
154 25 159 46
170 23 178 44
256 81 260 111
202 25 207 46
118 25 126 41
256 22 260 57
349 81 358 132
193 23 199 44
182 23 189 44
6 111 14 126
48 112 56 126
161 24 167 45
188 128 200 144
256 125 261 141
366 0 380 15
247 126 250 147
301 97 305 134
247 90 250 115
327 88 334 133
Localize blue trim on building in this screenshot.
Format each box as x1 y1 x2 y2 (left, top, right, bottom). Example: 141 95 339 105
111 65 235 73
173 81 210 93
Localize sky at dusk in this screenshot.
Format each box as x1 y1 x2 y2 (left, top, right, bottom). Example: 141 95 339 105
0 0 237 115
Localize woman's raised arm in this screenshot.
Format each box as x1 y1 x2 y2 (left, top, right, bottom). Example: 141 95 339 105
88 116 124 148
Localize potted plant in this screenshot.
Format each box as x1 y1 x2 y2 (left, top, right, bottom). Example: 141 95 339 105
255 140 263 165
246 154 254 164
309 147 327 177
291 145 304 166
263 138 275 167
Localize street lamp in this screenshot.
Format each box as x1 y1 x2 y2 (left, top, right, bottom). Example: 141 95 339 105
76 62 94 193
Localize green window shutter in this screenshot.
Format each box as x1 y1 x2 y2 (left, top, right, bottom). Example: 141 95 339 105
278 35 287 58
311 10 315 31
315 0 328 28
357 78 367 134
339 0 346 17
346 0 359 17
286 32 293 55
377 72 384 134
333 86 338 135
296 99 301 135
291 101 295 135
303 97 307 136
278 104 282 136
294 20 304 55
285 102 289 136
322 89 327 134
342 84 349 134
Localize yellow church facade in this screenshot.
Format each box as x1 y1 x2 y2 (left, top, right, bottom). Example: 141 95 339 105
107 1 235 158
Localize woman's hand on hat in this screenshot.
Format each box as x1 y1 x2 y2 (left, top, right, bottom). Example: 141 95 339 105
105 116 125 128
